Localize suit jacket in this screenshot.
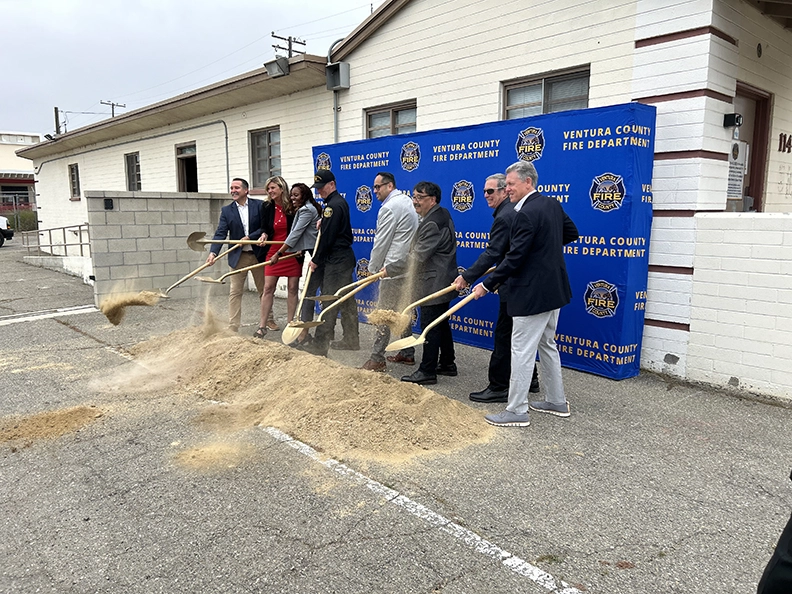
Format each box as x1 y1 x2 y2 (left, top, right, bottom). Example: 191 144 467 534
461 198 516 303
483 192 579 317
368 190 419 275
391 204 458 306
283 203 320 253
210 198 266 267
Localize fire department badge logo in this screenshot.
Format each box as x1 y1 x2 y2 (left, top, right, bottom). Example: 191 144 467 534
356 258 371 279
400 141 421 172
315 152 332 171
515 126 544 162
451 180 475 213
584 280 619 318
355 185 373 212
589 173 625 212
322 206 333 218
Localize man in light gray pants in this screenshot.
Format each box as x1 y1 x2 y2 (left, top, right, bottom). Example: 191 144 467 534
472 161 579 427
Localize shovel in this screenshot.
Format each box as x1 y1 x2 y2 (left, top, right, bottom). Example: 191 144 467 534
308 270 387 302
385 292 478 351
282 231 322 345
155 244 242 298
194 251 300 284
186 231 284 252
288 273 382 329
397 266 495 317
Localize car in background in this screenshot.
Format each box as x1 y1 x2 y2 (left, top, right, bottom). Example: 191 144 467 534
0 215 13 247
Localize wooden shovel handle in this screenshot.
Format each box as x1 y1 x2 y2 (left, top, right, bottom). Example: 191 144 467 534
416 292 477 340
218 251 301 281
317 273 383 321
164 244 242 294
400 266 494 314
294 230 322 314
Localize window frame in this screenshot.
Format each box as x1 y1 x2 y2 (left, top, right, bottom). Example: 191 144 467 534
365 100 417 138
175 142 198 192
249 127 281 190
125 152 141 191
503 68 590 120
68 163 81 201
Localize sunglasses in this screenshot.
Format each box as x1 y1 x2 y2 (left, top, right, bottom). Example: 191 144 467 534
483 188 503 195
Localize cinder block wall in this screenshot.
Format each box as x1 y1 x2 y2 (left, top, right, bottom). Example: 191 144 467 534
86 191 228 306
688 213 792 401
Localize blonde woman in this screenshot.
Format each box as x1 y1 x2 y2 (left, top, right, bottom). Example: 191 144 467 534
255 175 301 338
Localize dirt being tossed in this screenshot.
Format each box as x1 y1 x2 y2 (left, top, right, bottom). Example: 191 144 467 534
100 291 162 325
126 325 492 464
367 308 412 334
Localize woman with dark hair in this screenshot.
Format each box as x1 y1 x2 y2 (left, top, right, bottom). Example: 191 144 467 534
255 175 301 338
268 182 322 344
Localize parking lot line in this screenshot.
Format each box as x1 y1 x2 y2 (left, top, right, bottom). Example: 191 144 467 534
0 305 97 326
264 426 583 594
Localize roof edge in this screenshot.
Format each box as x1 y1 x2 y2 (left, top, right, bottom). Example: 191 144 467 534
331 0 412 62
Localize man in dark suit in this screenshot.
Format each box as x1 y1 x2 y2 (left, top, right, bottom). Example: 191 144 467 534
206 177 267 332
757 468 792 593
454 173 539 403
472 161 578 427
388 181 458 386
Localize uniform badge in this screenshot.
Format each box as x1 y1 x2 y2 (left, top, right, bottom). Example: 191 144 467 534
323 206 333 218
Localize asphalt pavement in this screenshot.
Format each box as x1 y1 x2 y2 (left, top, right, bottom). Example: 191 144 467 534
1 240 790 594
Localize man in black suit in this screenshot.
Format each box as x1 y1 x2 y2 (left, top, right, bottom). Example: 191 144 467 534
757 468 792 593
454 172 539 403
388 181 458 386
207 177 267 332
472 161 578 427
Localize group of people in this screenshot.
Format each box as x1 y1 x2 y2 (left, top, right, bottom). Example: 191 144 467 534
207 159 579 429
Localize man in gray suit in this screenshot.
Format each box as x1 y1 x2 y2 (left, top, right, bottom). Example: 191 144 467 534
388 181 458 386
360 172 419 372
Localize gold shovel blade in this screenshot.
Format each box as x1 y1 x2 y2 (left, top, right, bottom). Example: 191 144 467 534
281 324 303 345
385 335 423 351
287 320 323 329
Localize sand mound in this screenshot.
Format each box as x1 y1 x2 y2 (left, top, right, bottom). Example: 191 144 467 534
100 291 162 325
367 308 412 334
128 326 492 464
0 405 103 445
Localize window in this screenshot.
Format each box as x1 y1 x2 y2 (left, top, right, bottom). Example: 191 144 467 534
366 101 417 138
125 152 141 191
504 70 589 120
68 164 81 200
176 143 198 192
250 127 281 188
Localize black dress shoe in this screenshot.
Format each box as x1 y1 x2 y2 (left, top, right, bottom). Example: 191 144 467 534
437 363 457 376
401 370 437 385
298 340 328 357
469 387 508 403
529 376 540 393
330 340 360 351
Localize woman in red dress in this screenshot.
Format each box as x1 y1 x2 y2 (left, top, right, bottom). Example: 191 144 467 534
255 176 301 338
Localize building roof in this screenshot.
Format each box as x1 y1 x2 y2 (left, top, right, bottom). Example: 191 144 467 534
330 0 411 61
753 0 792 30
17 54 328 161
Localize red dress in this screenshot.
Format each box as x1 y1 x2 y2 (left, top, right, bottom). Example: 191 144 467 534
266 203 302 277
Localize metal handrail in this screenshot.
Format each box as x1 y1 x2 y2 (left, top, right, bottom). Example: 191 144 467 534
21 224 90 257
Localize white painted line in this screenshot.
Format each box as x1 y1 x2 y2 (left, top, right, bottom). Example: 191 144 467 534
263 426 583 594
0 305 98 326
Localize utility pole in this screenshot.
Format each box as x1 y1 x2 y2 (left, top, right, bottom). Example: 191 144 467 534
100 100 126 117
54 107 61 135
271 32 305 58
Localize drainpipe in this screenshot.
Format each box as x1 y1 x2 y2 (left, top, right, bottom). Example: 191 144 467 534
328 39 345 144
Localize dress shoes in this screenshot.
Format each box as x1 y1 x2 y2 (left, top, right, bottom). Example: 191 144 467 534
401 370 437 385
386 353 415 365
360 359 386 372
530 374 540 393
469 387 509 403
330 340 360 351
437 363 457 377
297 340 328 357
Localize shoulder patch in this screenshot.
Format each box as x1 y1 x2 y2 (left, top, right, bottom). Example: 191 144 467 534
323 206 334 218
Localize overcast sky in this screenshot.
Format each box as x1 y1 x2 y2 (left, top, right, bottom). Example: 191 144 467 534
2 0 385 136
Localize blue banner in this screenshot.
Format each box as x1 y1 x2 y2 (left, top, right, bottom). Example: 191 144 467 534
312 102 656 379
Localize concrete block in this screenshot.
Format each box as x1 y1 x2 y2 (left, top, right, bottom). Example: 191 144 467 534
136 237 164 251
165 262 191 276
91 225 123 240
188 211 213 225
93 252 124 268
91 239 109 254
121 225 151 239
123 251 153 266
147 198 175 211
107 238 138 252
161 211 189 224
149 224 177 238
138 263 166 277
110 265 139 280
162 237 183 251
135 211 164 225
108 211 136 225
151 251 178 264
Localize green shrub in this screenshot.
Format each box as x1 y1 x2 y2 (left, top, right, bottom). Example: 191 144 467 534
8 210 39 232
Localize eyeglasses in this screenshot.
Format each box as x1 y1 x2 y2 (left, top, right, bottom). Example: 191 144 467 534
483 188 503 195
412 193 432 202
373 183 389 191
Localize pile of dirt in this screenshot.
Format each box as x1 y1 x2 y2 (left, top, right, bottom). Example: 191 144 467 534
126 325 492 464
0 405 103 446
100 291 162 325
